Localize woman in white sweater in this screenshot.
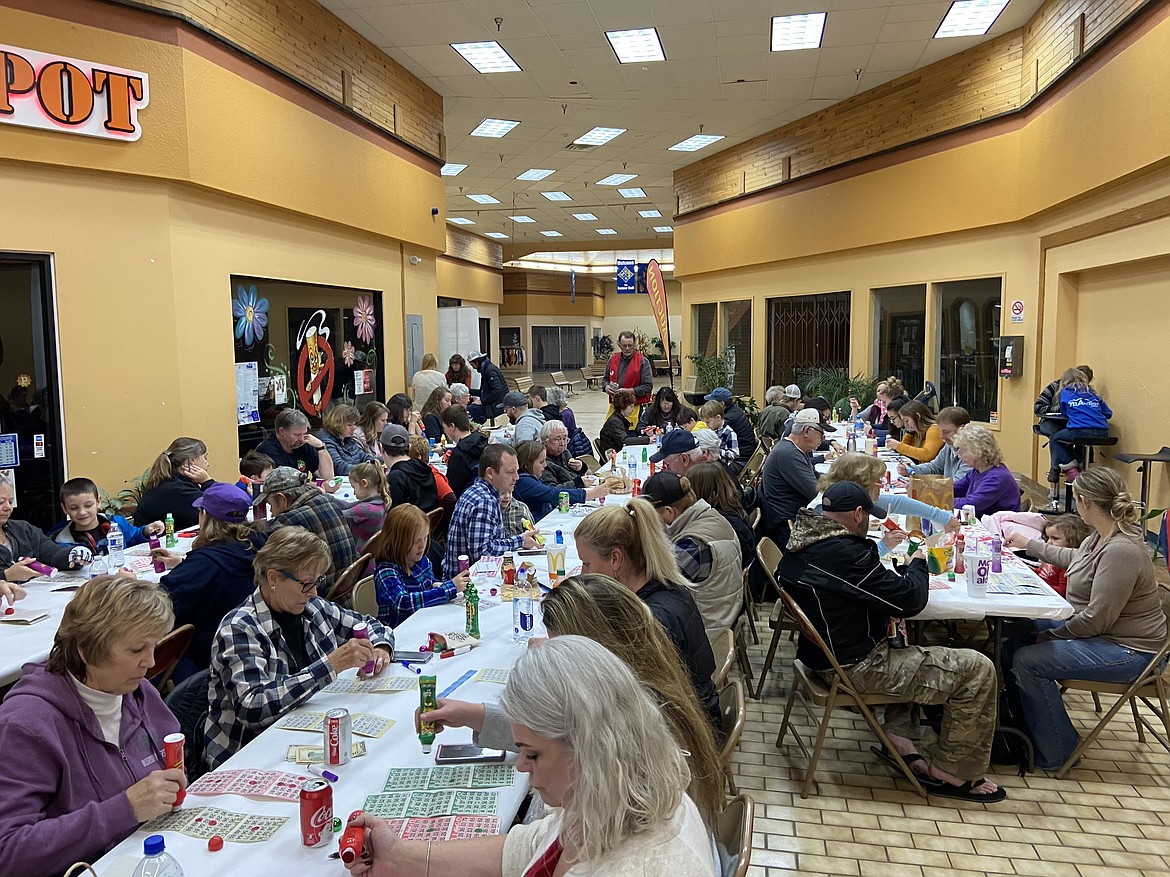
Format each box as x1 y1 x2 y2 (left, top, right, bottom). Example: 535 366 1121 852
343 636 715 877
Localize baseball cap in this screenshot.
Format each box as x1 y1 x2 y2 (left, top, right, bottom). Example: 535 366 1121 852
502 391 527 408
641 471 687 508
467 350 487 362
252 466 307 506
381 423 410 453
704 387 732 403
193 482 251 523
792 408 825 432
821 481 887 518
649 429 697 463
783 384 802 399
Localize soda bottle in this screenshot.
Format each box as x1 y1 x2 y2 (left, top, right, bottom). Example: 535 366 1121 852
512 570 534 644
131 835 185 877
954 534 966 574
164 513 177 548
107 522 125 569
464 580 480 637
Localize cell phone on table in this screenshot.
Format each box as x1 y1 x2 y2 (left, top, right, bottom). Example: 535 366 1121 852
393 650 433 664
434 744 507 765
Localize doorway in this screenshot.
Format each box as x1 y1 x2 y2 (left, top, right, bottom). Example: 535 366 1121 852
0 255 64 530
766 292 851 390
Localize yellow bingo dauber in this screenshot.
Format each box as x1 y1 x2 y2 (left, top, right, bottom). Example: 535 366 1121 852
521 519 545 546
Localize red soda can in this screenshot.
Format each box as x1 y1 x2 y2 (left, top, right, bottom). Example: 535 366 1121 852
300 778 333 847
325 708 352 766
631 478 641 497
163 733 186 809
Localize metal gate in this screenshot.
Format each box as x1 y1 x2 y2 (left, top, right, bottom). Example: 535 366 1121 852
766 292 851 389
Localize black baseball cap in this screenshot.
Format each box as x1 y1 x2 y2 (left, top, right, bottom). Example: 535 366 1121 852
821 481 887 518
641 471 687 508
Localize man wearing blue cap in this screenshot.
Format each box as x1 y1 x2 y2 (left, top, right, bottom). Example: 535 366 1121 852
703 387 757 471
649 429 705 477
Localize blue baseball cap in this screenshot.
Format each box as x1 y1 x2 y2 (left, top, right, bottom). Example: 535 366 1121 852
704 387 732 403
649 429 697 463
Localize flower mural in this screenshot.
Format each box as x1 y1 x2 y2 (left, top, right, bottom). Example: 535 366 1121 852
342 341 356 367
353 295 377 345
233 284 269 346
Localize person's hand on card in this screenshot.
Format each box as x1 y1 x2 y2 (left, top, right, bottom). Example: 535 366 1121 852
1005 532 1033 551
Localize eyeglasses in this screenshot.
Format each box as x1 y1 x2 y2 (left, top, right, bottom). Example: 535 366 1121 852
279 569 328 594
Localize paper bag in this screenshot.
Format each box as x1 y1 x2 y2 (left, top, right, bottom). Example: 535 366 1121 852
908 474 955 511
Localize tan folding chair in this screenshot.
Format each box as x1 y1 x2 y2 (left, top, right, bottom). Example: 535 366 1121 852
733 615 754 687
350 576 378 618
775 588 927 799
1055 583 1170 777
326 552 372 604
752 537 799 699
426 506 446 539
718 680 747 794
147 624 194 694
716 794 755 877
712 627 735 690
738 444 765 488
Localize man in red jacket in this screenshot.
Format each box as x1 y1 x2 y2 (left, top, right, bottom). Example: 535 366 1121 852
605 331 653 426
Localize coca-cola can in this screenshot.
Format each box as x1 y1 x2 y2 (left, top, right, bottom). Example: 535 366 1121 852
325 708 352 766
300 778 333 847
631 479 641 497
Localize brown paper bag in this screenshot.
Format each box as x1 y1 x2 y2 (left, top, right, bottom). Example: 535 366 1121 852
908 474 955 511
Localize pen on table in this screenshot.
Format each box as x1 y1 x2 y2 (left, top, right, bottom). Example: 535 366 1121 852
400 661 423 674
440 645 472 659
307 764 339 782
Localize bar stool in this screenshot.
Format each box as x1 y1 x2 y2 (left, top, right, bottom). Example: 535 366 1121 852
1115 446 1170 527
1061 435 1118 512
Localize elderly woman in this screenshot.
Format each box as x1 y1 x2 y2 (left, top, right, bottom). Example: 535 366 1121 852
1 479 88 590
448 382 471 410
545 385 575 432
257 466 358 578
1005 468 1167 770
539 420 586 490
513 441 604 520
885 400 943 464
0 575 184 877
133 436 213 530
316 403 378 475
419 385 452 442
951 424 1020 517
205 527 393 768
411 354 449 402
353 401 389 459
349 636 715 877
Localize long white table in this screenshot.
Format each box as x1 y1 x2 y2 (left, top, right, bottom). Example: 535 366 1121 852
97 597 534 876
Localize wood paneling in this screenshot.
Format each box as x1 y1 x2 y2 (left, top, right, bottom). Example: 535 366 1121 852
445 229 503 270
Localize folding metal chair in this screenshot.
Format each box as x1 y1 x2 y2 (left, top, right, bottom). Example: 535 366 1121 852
718 680 747 795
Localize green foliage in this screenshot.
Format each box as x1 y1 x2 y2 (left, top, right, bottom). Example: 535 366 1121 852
649 336 677 356
596 335 614 359
100 468 151 517
737 395 760 425
687 351 733 393
802 368 880 419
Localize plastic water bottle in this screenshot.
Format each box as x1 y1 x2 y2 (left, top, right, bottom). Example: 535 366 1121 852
132 835 184 877
107 522 125 569
512 571 534 644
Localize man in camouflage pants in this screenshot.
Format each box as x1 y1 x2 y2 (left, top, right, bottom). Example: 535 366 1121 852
777 482 1005 802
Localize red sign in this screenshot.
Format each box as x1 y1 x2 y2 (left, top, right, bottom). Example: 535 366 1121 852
645 259 671 363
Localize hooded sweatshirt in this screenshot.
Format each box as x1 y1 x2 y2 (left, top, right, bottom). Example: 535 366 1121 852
387 458 441 512
0 664 179 877
446 431 489 496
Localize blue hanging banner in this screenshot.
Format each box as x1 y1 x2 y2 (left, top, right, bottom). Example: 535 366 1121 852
570 269 576 303
636 263 648 294
615 259 636 294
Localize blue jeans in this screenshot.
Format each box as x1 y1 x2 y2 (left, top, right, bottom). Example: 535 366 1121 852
1013 623 1155 769
1048 427 1107 469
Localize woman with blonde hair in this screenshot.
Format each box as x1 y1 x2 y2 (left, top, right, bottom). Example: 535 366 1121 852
0 575 184 877
1006 467 1166 770
410 353 448 402
951 424 1019 517
885 399 943 464
316 403 378 475
1048 367 1112 481
351 636 715 877
354 401 389 459
574 499 719 726
133 436 212 529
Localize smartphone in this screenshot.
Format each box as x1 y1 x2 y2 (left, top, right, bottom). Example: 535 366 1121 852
434 744 506 765
393 650 433 664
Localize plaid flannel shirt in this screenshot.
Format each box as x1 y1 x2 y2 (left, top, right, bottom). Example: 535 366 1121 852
443 478 524 578
673 537 713 584
204 591 393 769
373 557 457 628
715 424 739 464
273 492 359 580
502 496 534 537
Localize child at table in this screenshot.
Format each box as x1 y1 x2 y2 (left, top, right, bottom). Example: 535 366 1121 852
500 489 535 538
676 407 700 432
1036 514 1092 597
344 460 390 548
49 478 164 555
235 449 274 494
369 504 469 627
699 401 738 467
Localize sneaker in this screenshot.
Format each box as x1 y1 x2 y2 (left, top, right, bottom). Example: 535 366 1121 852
1046 468 1060 484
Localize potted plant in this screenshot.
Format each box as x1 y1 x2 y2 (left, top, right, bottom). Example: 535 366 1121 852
685 351 733 405
802 367 879 419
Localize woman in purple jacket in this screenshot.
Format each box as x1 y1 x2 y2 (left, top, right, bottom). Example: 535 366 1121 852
951 424 1021 517
0 574 185 877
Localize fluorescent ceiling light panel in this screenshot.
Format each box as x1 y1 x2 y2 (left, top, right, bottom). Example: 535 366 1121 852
509 215 536 223
935 1 1009 38
573 213 598 221
596 228 618 235
653 226 674 233
618 187 647 198
605 27 666 63
574 127 626 146
771 13 827 51
485 232 509 239
466 194 500 204
447 217 475 225
541 191 572 201
440 163 467 176
540 230 563 237
450 41 521 73
597 173 637 186
470 118 520 138
669 134 726 152
639 209 662 218
516 168 555 181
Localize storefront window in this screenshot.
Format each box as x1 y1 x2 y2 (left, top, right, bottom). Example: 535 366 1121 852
936 278 1002 422
723 300 752 396
694 303 718 357
873 284 926 393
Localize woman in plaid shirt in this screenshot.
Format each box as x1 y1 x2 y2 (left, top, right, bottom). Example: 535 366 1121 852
204 527 393 769
370 504 469 627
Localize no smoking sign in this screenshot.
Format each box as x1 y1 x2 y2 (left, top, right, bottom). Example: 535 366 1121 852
1010 300 1024 323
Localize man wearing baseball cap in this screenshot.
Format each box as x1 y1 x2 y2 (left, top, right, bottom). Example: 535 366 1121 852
649 428 704 476
759 407 824 546
702 387 757 471
777 481 1004 803
759 385 802 443
465 350 508 423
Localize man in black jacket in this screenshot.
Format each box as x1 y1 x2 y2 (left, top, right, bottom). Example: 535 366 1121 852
704 387 757 472
467 350 508 422
441 405 488 497
778 482 1004 803
380 424 439 512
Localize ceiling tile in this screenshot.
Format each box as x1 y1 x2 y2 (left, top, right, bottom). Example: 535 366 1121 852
865 40 924 72
586 0 657 31
534 3 602 36
657 23 719 60
816 45 875 77
878 19 943 42
821 8 890 48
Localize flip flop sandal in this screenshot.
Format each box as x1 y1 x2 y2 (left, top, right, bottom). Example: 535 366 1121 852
924 778 1008 804
869 745 931 779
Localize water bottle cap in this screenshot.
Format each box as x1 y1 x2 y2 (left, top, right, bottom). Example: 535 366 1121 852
143 834 166 856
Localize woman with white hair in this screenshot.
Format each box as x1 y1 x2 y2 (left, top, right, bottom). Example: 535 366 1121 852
449 382 471 407
951 424 1020 517
343 635 715 876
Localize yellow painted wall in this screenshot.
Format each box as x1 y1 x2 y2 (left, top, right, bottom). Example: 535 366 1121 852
437 259 503 307
601 280 683 356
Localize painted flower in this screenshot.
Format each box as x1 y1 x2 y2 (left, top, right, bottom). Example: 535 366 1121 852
342 341 356 367
353 295 377 345
232 284 269 346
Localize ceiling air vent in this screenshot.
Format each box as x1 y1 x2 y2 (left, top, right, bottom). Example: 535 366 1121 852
564 143 596 151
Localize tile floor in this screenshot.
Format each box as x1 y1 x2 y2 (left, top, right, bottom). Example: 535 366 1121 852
544 373 1170 877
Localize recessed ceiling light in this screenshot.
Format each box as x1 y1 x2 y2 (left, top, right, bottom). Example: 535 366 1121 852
485 232 509 239
509 215 536 223
596 228 618 235
597 173 637 186
605 27 666 64
653 226 673 233
573 213 598 221
669 134 726 152
516 168 555 181
540 230 563 237
771 13 827 51
935 1 1009 38
574 127 626 146
467 194 500 204
470 118 520 138
450 41 521 73
440 163 468 176
447 217 475 225
541 191 572 201
618 187 647 199
639 209 662 218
